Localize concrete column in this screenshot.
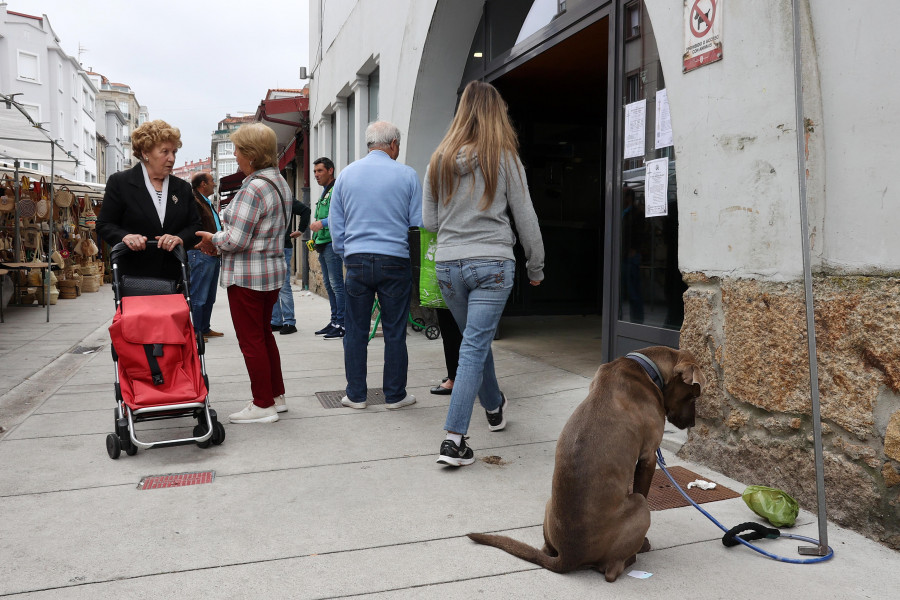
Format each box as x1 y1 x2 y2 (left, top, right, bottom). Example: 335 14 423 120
332 98 348 171
350 76 369 161
317 115 333 162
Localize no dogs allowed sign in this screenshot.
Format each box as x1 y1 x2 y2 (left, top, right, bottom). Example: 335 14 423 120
683 0 723 72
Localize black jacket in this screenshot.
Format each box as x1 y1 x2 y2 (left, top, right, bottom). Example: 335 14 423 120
97 164 201 279
284 200 311 248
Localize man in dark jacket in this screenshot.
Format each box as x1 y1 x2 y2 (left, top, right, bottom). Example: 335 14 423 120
189 172 223 340
272 197 311 334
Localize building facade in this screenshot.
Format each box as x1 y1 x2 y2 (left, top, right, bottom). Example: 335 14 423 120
0 4 98 182
172 157 211 183
90 75 143 172
309 0 900 548
211 114 255 183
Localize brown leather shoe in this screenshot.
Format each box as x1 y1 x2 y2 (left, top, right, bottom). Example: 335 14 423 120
205 329 224 338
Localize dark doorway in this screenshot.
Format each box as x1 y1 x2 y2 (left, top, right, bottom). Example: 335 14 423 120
490 17 609 316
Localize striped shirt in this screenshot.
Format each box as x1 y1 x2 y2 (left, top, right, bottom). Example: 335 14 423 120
213 167 291 291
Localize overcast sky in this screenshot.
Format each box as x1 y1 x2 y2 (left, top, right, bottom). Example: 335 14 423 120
24 0 310 167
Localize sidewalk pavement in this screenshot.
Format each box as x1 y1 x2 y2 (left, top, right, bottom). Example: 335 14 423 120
0 284 897 599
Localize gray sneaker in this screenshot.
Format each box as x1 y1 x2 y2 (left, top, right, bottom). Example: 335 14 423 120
341 395 367 409
385 394 416 410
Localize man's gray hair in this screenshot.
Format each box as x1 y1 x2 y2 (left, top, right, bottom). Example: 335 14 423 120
366 121 401 149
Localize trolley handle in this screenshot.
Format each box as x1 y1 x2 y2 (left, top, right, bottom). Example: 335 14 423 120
110 239 188 265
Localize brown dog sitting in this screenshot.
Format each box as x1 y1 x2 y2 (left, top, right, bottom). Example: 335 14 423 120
468 346 706 582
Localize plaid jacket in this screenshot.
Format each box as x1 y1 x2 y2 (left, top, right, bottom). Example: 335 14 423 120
213 168 291 291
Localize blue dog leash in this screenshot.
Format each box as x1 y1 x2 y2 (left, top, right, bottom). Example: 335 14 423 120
655 448 834 564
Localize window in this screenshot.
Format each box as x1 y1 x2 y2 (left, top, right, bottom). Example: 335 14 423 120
330 113 336 162
218 141 234 156
84 130 95 157
58 110 65 136
17 51 39 82
58 63 64 92
347 93 355 162
83 88 94 117
618 0 683 331
368 68 380 122
23 161 40 171
624 1 641 40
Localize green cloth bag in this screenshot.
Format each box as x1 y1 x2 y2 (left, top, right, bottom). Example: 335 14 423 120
419 228 446 309
742 485 799 527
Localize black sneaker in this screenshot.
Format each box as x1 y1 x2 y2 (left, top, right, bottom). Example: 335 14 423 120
323 325 345 340
271 324 283 332
486 392 508 432
315 323 335 336
279 324 298 335
437 437 475 467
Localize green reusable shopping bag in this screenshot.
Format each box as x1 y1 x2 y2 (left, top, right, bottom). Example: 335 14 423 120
419 229 446 309
742 485 799 527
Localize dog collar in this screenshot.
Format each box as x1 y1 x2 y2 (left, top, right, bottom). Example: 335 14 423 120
626 352 664 392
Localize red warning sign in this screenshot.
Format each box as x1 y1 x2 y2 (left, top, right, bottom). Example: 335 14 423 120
683 0 723 73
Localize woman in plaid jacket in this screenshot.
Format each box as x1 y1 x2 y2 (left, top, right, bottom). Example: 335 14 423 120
195 123 292 424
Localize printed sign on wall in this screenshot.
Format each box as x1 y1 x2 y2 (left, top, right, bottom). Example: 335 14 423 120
683 0 723 73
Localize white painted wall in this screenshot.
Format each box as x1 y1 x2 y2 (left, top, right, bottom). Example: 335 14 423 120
646 0 900 278
808 3 900 273
311 0 897 278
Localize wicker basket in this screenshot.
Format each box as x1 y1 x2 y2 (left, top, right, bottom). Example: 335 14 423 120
58 279 77 300
81 274 102 293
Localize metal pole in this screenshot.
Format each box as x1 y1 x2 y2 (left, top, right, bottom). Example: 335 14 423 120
791 0 829 556
46 143 54 322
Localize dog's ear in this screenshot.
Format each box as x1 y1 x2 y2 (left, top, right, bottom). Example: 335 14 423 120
674 361 706 392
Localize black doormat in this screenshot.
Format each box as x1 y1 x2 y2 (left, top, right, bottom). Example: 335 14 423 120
648 465 740 511
316 388 386 409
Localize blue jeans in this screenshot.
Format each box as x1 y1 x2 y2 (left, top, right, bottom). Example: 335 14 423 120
188 249 220 334
271 247 296 326
436 259 514 435
343 253 411 403
318 243 345 327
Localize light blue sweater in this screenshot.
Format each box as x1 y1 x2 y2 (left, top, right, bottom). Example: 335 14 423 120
329 150 424 259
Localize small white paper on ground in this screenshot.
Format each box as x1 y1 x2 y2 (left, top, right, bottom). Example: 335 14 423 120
628 570 653 579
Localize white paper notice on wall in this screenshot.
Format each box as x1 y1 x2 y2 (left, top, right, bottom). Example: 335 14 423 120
624 99 646 159
644 158 669 218
655 89 673 149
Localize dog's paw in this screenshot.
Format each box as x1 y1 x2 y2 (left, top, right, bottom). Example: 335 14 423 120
639 537 651 553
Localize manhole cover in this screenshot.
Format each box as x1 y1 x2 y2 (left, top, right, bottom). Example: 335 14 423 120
70 345 104 355
138 471 215 490
647 466 739 511
316 389 386 409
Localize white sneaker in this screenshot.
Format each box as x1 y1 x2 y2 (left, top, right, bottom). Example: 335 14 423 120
274 394 287 413
341 395 367 409
229 401 279 423
385 394 416 410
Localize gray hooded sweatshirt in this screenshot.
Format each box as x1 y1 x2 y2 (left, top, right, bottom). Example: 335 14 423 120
422 150 545 282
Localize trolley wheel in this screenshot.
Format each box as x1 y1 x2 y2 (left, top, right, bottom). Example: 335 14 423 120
106 433 122 460
194 423 212 449
411 317 425 332
425 325 441 340
124 441 138 456
211 421 226 445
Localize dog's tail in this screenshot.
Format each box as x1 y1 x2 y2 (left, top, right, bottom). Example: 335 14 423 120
467 533 567 573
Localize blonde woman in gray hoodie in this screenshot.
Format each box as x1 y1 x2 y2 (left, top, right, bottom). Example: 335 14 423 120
424 80 545 467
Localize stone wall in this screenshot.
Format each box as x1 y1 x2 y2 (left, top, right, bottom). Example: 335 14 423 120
679 274 900 548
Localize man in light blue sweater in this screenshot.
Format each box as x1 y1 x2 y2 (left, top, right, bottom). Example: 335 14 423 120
329 121 424 409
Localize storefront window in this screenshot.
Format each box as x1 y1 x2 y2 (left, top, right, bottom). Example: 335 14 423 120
618 1 684 330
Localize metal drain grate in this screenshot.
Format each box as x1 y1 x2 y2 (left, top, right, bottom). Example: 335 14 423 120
138 471 215 490
647 466 740 511
316 389 386 409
